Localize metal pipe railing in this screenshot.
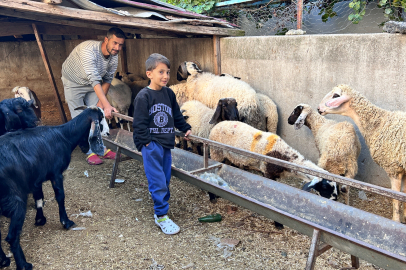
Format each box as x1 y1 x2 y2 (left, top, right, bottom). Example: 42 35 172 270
112 111 406 203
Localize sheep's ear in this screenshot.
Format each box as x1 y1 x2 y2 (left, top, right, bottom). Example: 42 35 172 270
74 106 88 111
88 120 105 156
302 178 320 192
325 95 351 108
209 101 222 124
287 106 302 125
11 86 19 94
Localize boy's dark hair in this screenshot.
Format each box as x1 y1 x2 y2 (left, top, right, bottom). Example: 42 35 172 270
146 53 171 71
107 27 126 39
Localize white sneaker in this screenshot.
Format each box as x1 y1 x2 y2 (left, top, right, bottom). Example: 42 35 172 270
154 214 180 235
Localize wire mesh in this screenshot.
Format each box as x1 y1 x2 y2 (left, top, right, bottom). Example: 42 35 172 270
215 0 405 35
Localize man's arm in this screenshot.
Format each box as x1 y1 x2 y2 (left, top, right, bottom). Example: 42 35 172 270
94 83 117 119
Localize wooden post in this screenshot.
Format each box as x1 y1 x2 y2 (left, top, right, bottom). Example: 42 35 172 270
297 0 303 29
213 35 221 75
32 23 67 123
306 229 320 270
203 143 209 168
351 255 360 269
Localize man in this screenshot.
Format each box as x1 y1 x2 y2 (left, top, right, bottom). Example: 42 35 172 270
62 27 125 165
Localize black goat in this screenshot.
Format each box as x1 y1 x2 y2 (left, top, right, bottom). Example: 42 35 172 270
0 106 108 270
0 97 38 136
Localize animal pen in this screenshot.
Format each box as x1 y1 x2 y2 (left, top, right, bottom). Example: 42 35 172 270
1 1 406 269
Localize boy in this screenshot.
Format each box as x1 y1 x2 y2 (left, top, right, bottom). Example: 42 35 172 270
133 53 191 235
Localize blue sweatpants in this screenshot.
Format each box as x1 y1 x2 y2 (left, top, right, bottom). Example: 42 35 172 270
141 141 172 216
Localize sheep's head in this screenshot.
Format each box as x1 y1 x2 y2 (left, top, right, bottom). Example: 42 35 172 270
177 61 202 81
302 178 339 201
288 104 312 130
318 85 353 116
12 86 40 109
209 98 239 124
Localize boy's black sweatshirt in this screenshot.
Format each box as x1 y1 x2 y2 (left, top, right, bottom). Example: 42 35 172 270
132 86 191 151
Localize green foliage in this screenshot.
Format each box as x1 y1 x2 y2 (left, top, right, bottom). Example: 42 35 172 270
318 0 339 22
349 0 405 24
160 0 217 13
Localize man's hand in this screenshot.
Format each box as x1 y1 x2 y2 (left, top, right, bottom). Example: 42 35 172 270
104 105 118 119
184 130 192 141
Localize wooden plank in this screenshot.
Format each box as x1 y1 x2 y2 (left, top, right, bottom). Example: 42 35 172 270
120 43 128 74
0 9 184 37
203 143 209 168
213 35 221 75
0 0 244 36
0 22 33 37
32 23 67 123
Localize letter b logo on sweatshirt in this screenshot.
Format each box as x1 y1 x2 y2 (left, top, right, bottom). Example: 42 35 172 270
154 112 168 127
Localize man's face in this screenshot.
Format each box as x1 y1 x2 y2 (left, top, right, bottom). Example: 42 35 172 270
105 35 125 56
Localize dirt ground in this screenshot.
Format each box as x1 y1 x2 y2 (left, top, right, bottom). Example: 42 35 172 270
0 146 391 270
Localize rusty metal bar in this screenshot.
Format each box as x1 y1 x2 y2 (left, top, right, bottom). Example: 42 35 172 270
203 143 209 168
110 146 122 188
189 163 223 174
306 229 320 270
111 111 406 203
297 0 303 29
351 255 360 268
32 23 67 123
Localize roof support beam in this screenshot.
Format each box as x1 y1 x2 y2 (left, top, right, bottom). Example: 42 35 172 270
32 23 67 123
0 0 244 36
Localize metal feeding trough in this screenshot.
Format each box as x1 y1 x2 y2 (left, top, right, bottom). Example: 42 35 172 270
103 118 406 270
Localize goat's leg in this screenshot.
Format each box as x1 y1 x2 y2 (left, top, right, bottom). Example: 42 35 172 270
5 199 32 270
390 174 402 222
33 187 46 226
51 175 75 229
0 226 10 268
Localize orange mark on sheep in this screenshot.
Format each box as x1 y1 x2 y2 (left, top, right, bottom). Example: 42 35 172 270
264 134 279 154
250 132 263 152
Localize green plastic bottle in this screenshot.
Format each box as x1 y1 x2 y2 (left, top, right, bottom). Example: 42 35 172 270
198 213 222 223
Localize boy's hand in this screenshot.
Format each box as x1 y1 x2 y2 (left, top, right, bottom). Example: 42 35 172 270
184 130 192 141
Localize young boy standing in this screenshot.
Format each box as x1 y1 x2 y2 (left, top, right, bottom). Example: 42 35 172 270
133 53 191 235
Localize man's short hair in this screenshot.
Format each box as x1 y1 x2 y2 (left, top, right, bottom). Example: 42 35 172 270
107 27 126 39
146 53 171 71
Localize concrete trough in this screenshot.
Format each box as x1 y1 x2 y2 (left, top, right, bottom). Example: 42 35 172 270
103 128 406 270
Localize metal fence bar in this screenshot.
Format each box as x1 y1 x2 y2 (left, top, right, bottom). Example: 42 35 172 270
111 112 406 203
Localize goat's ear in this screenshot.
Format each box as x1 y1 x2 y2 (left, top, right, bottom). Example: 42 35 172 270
74 106 88 111
209 101 222 124
88 120 105 156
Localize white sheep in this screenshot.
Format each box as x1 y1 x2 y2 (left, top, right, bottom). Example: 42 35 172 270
108 78 132 130
179 98 239 154
257 93 278 133
208 121 338 200
288 103 361 204
318 84 406 222
172 61 275 132
12 86 41 120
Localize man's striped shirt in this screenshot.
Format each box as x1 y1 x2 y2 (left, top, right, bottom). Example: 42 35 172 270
62 40 118 88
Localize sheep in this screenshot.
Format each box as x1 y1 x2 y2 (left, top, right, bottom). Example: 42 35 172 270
116 72 149 117
209 121 338 198
108 78 132 130
179 98 239 154
216 74 278 133
172 61 271 131
318 84 406 223
12 86 42 120
288 104 361 204
0 97 39 136
0 106 108 269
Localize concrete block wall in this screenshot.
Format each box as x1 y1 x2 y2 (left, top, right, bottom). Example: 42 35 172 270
221 33 406 187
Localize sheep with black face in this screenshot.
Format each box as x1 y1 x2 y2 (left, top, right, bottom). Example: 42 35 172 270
180 98 239 154
288 103 361 204
0 106 108 270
